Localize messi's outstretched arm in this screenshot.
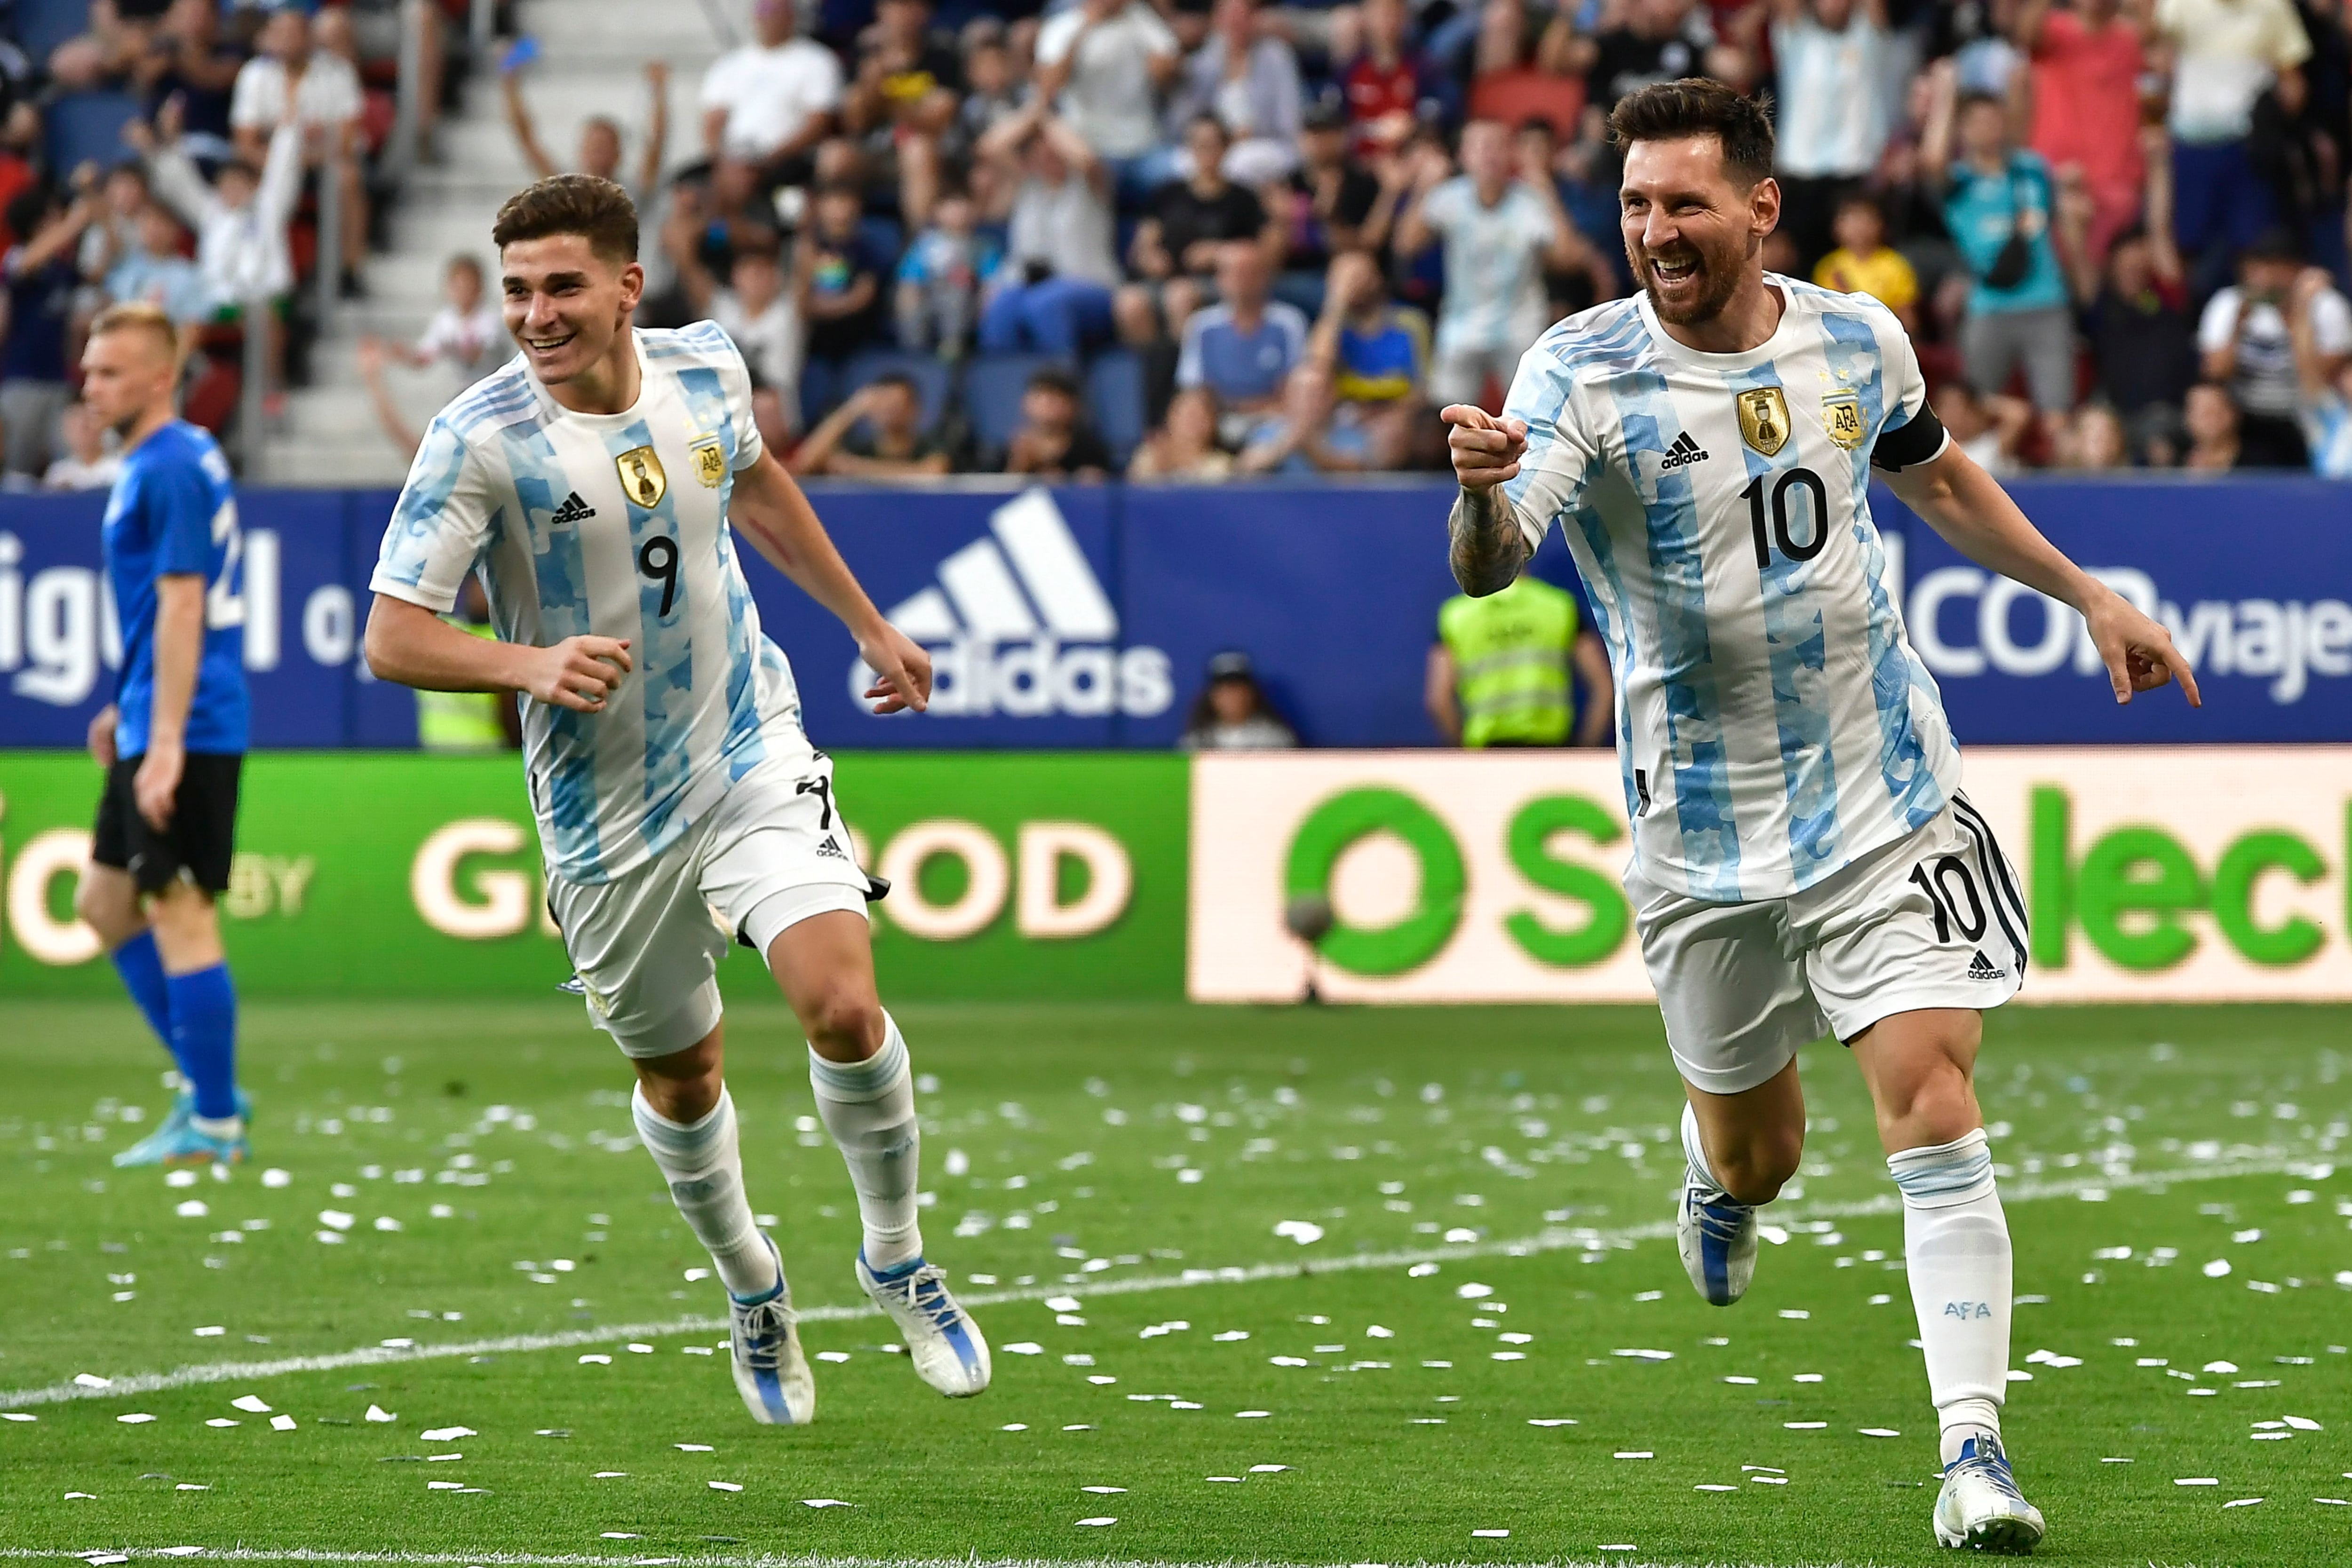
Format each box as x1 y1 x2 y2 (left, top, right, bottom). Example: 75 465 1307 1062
1882 443 2201 707
727 451 934 715
1442 404 1534 596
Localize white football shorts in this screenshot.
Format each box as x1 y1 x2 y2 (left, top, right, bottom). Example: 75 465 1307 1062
546 744 877 1059
1626 792 2028 1096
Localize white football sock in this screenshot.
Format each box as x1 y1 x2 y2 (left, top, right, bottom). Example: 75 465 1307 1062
809 1014 923 1273
632 1085 781 1301
1680 1101 1730 1197
1888 1128 2011 1466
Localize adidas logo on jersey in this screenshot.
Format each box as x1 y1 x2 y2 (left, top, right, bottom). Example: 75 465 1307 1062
1658 431 1710 470
550 491 597 526
1966 950 2007 981
815 836 847 859
857 489 1173 718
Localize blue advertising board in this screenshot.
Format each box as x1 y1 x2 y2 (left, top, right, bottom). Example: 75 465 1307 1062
1 477 2344 749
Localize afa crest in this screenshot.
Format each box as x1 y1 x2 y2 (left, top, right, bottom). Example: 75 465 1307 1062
1735 387 1790 457
1822 391 1866 450
616 445 666 508
691 436 727 488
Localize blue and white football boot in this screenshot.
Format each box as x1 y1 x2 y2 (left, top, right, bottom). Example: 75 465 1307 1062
1934 1432 2046 1553
1676 1169 1758 1307
728 1236 816 1425
856 1252 991 1397
113 1090 252 1168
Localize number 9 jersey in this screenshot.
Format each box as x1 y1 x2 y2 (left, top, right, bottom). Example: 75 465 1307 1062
372 321 802 887
1502 277 1959 905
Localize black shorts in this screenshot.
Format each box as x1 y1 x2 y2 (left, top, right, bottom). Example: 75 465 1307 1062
90 752 244 896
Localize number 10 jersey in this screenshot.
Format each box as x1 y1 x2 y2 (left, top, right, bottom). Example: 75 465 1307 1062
1502 277 1959 905
372 322 803 886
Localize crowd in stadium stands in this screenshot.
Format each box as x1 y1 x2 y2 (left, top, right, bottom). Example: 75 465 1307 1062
5 0 2352 486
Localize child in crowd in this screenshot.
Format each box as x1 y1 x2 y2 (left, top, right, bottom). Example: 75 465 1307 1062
367 255 505 387
895 187 999 356
1813 192 1919 332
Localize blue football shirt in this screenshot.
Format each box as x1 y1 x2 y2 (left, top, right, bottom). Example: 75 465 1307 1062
104 420 249 757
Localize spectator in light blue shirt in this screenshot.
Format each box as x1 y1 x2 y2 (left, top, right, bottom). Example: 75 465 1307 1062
2289 267 2352 480
1176 241 1309 442
104 206 210 333
1921 63 2076 417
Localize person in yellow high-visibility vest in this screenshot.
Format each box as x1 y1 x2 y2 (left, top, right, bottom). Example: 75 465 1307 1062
418 578 521 752
1426 571 1612 747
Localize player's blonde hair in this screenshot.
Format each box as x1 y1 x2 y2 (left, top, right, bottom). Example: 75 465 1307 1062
87 300 179 359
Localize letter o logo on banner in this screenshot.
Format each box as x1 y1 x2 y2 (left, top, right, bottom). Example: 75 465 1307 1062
1285 787 1464 976
5 828 103 966
879 820 1009 941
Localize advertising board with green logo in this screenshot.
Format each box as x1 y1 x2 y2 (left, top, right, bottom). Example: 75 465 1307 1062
0 753 1185 1001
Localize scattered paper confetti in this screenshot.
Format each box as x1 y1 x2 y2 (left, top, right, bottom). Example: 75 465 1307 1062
1075 1517 1117 1527
365 1405 397 1424
803 1499 854 1508
1470 1528 1509 1537
1236 1410 1270 1418
117 1413 156 1424
708 1481 742 1492
421 1426 474 1441
270 1415 296 1431
579 1354 612 1365
676 1443 714 1452
1083 1485 1127 1493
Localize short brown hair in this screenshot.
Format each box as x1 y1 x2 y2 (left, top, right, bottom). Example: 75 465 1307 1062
1608 78 1776 188
87 300 177 356
492 174 639 263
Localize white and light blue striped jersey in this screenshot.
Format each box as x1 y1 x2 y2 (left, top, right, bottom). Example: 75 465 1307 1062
371 322 800 885
1502 276 1959 903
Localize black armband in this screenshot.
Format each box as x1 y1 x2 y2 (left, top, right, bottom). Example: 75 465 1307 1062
1870 404 1949 472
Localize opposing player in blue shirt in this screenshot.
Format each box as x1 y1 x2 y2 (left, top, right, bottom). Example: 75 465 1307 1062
71 301 252 1168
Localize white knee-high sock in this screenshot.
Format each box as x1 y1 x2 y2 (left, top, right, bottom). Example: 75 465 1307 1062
1889 1128 2011 1465
632 1085 782 1301
1680 1101 1729 1197
809 1013 923 1272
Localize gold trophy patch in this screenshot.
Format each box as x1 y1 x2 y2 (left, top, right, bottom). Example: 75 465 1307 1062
616 445 667 508
1736 387 1790 457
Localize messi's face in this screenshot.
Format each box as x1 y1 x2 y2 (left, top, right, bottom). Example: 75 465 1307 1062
500 234 644 385
1620 135 1771 328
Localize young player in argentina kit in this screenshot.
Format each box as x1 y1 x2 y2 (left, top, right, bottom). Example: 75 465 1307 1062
1441 83 2200 1557
363 176 987 1427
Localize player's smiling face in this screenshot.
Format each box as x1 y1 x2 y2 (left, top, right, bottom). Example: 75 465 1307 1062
499 233 644 386
1619 135 1774 328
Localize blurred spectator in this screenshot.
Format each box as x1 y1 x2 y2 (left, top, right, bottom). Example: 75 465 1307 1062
133 0 246 166
1398 119 1583 410
366 256 505 388
356 334 421 459
665 228 803 446
845 0 962 226
507 56 670 204
791 373 953 477
2197 231 2351 468
1001 365 1114 478
2018 0 2144 269
2183 381 2244 471
47 0 160 92
1272 99 1385 303
130 99 301 379
1120 116 1273 343
1169 0 1305 184
943 28 1024 168
1 180 99 480
2290 269 2352 480
1581 0 1722 115
1812 192 1917 331
1923 67 2076 416
1769 0 1896 271
100 201 207 351
2053 402 2132 469
701 0 844 183
1309 249 1426 467
1179 650 1297 749
796 182 893 368
42 400 120 491
2152 0 2311 286
231 6 366 293
1467 0 1586 141
1033 0 1183 192
76 163 152 311
1128 384 1237 478
1936 380 2035 475
896 186 1000 356
1340 0 1435 158
976 103 1123 355
1427 573 1611 748
1510 116 1628 313
1237 359 1375 472
1176 241 1311 436
2073 222 2196 430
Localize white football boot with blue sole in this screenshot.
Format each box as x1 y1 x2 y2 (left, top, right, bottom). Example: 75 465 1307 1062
1676 1170 1758 1306
1934 1433 2046 1554
728 1236 816 1425
857 1252 991 1397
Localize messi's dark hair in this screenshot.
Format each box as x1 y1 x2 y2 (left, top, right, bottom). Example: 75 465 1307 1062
1607 78 1776 187
492 174 639 263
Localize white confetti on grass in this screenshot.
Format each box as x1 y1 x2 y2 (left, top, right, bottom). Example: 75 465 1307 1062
2177 1477 2221 1486
1236 1410 1270 1419
0 1413 33 1423
1470 1528 1509 1538
364 1405 397 1424
1074 1517 1117 1527
419 1426 473 1441
230 1395 271 1413
578 1354 611 1366
708 1481 743 1492
802 1499 854 1508
270 1414 296 1431
675 1443 713 1452
116 1413 155 1424
2224 1497 2265 1508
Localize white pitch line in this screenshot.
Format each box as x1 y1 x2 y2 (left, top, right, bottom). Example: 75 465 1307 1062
0 1156 2300 1412
0 1552 1835 1568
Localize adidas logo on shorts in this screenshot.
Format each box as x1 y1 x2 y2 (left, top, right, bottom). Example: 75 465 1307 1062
1966 950 2006 981
550 491 597 526
815 836 847 860
1658 431 1710 470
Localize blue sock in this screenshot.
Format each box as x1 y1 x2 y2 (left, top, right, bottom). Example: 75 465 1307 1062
108 931 180 1068
165 964 239 1121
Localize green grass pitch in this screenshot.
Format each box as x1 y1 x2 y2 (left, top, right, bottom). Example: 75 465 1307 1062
2 997 2348 1567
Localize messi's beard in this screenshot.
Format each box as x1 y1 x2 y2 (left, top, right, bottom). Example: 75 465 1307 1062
1629 238 1746 327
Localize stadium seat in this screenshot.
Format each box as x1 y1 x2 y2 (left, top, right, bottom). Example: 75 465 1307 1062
12 0 94 66
43 90 143 175
1083 349 1147 465
840 349 954 433
799 357 843 434
962 352 1067 457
